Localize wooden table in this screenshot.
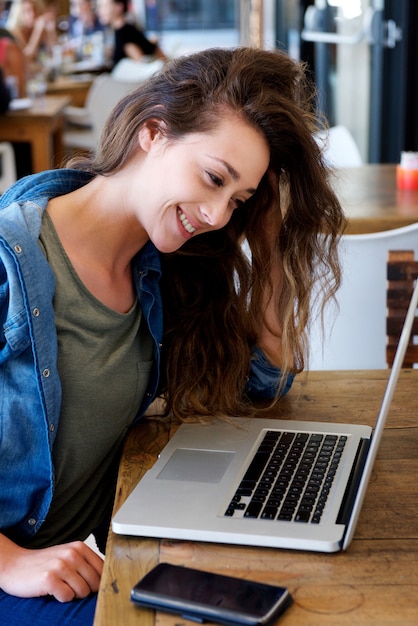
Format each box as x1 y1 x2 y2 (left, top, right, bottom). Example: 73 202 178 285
47 75 93 107
333 164 418 234
0 95 71 173
60 59 112 76
94 369 418 626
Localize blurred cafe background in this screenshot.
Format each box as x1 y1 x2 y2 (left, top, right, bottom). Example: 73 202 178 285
144 0 417 165
0 0 416 179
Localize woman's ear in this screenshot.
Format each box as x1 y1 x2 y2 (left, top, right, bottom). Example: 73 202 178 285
138 120 167 152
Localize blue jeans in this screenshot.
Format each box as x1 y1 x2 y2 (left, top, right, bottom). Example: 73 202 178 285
0 590 97 625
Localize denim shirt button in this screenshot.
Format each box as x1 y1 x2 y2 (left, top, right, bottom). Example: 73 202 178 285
49 423 55 432
42 368 50 378
28 517 36 526
14 244 22 254
33 307 40 317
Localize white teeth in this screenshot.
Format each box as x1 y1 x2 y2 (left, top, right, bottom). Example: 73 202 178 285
177 208 196 234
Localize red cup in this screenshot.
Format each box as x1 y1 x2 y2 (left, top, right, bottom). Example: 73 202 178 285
396 164 418 191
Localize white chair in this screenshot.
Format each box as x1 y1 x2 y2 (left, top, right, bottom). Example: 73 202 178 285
315 125 363 168
63 74 139 153
309 223 418 370
0 141 17 193
111 58 164 82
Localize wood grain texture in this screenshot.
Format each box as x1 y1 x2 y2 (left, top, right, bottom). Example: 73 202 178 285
331 164 418 233
0 95 71 171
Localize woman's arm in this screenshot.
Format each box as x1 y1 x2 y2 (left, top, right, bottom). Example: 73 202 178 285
246 347 295 401
255 183 293 370
256 248 286 368
0 533 103 602
22 17 47 59
123 40 146 61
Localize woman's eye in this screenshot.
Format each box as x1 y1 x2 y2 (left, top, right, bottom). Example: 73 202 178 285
208 172 223 187
231 198 245 210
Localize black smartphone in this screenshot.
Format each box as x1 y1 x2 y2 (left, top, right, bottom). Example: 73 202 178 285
131 563 293 626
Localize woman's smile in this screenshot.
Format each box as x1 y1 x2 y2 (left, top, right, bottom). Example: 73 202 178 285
177 207 197 236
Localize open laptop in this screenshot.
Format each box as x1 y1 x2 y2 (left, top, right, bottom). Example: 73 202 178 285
112 278 418 553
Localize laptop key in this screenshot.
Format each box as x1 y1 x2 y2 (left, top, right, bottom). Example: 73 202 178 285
295 510 311 522
244 501 263 518
242 453 271 482
261 506 278 519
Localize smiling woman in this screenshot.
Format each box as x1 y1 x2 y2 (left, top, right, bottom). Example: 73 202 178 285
0 46 345 626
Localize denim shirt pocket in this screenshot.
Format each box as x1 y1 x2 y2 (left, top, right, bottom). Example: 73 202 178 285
1 308 31 363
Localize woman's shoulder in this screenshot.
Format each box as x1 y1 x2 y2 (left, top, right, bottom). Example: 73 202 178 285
0 169 93 209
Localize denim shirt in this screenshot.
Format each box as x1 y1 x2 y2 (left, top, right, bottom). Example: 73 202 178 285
0 169 294 542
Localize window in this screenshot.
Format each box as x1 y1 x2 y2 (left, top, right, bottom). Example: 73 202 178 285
145 0 237 32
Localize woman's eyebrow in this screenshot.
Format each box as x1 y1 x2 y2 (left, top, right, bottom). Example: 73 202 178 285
208 156 257 193
208 155 239 180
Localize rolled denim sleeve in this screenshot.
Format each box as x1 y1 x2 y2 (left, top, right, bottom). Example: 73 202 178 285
245 346 295 400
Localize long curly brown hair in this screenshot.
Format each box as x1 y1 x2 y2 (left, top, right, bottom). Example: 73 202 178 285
67 47 346 420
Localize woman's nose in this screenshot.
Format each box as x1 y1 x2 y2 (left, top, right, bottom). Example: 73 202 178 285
200 198 230 228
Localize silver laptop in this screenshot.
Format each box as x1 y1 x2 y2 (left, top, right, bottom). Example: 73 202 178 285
113 278 418 553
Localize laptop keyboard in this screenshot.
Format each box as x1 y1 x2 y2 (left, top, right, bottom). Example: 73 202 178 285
224 430 347 524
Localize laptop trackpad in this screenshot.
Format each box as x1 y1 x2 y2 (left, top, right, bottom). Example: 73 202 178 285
157 449 235 483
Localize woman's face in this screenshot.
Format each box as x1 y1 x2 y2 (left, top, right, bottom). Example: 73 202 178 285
97 0 120 25
132 114 270 253
21 0 37 27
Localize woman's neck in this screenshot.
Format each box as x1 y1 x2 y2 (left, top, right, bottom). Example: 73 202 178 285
111 16 125 30
52 173 146 252
47 179 148 313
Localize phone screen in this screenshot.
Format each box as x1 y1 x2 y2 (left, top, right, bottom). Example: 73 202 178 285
131 563 292 625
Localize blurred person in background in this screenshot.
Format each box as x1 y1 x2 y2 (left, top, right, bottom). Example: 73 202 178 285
0 19 26 95
0 13 31 177
68 0 103 38
7 0 58 61
97 0 166 67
